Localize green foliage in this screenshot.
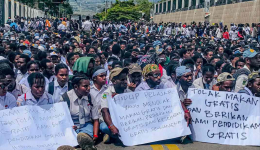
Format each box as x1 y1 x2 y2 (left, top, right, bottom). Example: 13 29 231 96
135 0 153 21
96 0 152 21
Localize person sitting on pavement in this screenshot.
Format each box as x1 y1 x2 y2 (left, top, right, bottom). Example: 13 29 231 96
19 60 49 90
41 59 55 83
60 74 99 150
15 54 30 83
243 48 260 73
135 64 163 91
127 63 142 91
193 64 216 90
48 63 72 103
2 67 28 99
17 72 54 106
175 66 195 106
101 67 131 143
0 74 17 110
212 72 235 92
89 67 109 143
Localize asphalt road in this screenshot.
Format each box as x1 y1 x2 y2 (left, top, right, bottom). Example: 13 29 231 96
95 140 259 150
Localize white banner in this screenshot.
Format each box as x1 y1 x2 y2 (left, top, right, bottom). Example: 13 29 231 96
108 88 191 146
0 102 78 150
188 88 260 146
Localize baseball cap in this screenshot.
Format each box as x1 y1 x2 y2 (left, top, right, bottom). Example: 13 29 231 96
38 45 45 51
128 63 142 74
50 51 58 57
19 43 28 48
243 48 258 59
49 46 57 51
248 72 260 82
23 50 31 58
31 44 39 49
109 67 129 81
217 72 235 84
10 37 16 41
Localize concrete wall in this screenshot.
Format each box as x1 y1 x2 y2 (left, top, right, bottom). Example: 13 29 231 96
2 1 45 22
153 0 260 26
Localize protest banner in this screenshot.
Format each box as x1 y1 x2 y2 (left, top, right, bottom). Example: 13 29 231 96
188 88 260 146
108 88 191 146
0 102 78 150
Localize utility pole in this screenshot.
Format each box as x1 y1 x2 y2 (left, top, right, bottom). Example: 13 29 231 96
105 0 107 17
80 0 82 21
204 0 210 24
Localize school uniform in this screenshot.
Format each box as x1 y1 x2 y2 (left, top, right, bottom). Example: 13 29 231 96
238 87 254 96
10 83 29 99
193 77 216 90
16 70 28 83
60 89 99 138
234 74 248 92
17 91 54 106
100 86 132 137
0 92 17 110
47 75 56 83
49 79 71 103
19 75 50 91
176 82 195 102
90 84 108 121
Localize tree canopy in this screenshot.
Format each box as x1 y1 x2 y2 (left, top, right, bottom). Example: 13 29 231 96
95 0 152 21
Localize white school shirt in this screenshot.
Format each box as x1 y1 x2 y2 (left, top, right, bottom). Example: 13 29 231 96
52 79 69 103
19 75 49 91
17 91 54 106
0 92 17 110
90 84 108 121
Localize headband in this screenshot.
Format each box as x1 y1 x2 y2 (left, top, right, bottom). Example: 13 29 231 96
92 69 106 79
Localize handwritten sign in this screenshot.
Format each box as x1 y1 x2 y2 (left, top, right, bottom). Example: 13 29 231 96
108 88 191 146
188 88 260 146
0 102 78 150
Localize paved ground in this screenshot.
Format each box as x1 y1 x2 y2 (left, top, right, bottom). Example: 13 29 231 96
95 140 259 150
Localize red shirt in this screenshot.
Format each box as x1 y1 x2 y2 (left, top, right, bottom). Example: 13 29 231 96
223 32 229 39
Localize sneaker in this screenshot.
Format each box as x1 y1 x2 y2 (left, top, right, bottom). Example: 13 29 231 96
103 134 110 144
77 133 96 150
57 145 76 150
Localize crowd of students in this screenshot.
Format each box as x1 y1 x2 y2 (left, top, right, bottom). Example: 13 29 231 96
0 16 260 150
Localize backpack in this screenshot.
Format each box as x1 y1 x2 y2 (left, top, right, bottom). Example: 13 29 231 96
62 92 93 108
48 81 73 95
38 22 42 30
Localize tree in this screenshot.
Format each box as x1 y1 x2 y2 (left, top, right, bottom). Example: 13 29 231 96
135 0 153 21
96 0 142 21
96 0 153 21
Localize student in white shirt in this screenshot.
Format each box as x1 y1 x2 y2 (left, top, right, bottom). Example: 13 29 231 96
0 74 17 110
3 67 28 99
19 60 49 91
48 63 72 103
17 73 54 106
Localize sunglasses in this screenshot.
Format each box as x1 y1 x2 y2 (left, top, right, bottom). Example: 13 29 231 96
149 73 161 78
0 83 11 89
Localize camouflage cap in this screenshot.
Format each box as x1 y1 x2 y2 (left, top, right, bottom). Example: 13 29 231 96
248 72 260 82
109 67 129 81
217 72 235 84
128 63 142 75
